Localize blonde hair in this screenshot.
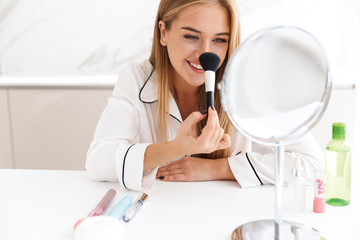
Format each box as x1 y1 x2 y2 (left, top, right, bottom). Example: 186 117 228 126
149 0 241 159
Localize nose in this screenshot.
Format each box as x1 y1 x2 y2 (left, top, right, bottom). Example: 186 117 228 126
195 40 211 59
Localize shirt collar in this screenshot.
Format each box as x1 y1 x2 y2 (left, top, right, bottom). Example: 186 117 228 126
138 65 183 122
139 66 157 103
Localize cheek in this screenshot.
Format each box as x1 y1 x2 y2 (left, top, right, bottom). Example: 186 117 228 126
213 45 228 67
168 41 199 62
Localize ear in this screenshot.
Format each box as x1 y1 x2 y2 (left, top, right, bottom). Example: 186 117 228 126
158 20 168 46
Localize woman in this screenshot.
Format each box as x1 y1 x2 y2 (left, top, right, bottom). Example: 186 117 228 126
86 0 323 192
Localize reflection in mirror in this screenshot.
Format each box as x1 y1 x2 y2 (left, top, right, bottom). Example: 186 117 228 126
220 26 332 240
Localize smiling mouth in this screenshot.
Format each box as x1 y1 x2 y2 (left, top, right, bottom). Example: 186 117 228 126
187 61 204 72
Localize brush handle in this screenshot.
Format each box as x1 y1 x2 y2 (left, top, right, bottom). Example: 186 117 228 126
206 91 214 110
204 70 215 110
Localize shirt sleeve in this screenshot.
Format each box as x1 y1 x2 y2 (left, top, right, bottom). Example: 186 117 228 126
85 64 156 192
228 133 324 188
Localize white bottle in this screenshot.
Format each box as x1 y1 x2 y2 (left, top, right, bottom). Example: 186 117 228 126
288 156 306 211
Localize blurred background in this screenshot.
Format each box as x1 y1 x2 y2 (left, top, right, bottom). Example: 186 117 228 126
0 0 359 79
0 0 359 172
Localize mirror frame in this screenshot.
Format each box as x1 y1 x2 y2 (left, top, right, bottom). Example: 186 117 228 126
219 25 333 146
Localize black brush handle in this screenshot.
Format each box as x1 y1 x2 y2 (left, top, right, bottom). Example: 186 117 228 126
206 91 214 110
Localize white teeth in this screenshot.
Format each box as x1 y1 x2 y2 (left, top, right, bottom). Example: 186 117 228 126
190 62 203 70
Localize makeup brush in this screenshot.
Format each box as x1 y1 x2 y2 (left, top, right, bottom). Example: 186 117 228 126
199 52 220 110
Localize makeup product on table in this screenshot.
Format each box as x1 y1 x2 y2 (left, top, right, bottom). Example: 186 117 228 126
123 193 148 222
74 216 125 240
88 188 117 216
325 122 352 206
313 170 325 213
288 156 306 211
74 194 132 240
109 195 133 220
199 52 220 110
73 188 116 230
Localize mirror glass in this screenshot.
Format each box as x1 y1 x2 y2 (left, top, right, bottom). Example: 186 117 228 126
220 26 332 145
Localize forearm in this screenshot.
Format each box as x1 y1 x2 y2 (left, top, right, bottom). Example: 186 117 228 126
143 140 184 172
213 158 236 180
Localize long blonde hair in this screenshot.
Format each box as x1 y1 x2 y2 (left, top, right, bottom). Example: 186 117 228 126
149 0 241 159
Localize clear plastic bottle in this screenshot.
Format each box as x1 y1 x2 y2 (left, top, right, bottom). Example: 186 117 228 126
325 122 351 206
288 156 306 211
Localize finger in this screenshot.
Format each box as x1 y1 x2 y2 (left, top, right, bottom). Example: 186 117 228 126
159 174 188 182
213 128 225 149
157 163 182 173
207 125 221 150
206 106 219 127
197 106 219 143
183 111 207 128
158 164 179 172
157 168 184 178
217 133 231 150
157 158 186 173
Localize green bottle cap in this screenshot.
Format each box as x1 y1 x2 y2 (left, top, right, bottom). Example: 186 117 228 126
332 122 346 140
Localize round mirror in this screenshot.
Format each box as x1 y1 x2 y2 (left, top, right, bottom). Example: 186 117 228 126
219 26 332 240
220 26 332 146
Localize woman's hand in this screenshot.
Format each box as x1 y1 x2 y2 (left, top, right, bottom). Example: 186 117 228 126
156 156 235 181
144 107 231 172
171 107 231 156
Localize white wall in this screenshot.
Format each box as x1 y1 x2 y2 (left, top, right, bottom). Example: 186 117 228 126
1 0 359 84
0 0 160 76
238 0 360 86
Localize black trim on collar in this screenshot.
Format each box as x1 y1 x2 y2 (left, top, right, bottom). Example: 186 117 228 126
170 113 182 124
122 144 135 189
138 68 182 123
139 68 157 104
245 152 264 185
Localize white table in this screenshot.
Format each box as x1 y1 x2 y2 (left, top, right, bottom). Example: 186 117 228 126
0 169 358 240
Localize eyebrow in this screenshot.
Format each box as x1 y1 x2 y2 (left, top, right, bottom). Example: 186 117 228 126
180 26 230 36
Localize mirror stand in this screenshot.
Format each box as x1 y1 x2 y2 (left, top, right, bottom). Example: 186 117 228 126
220 25 332 240
231 143 323 240
275 143 284 239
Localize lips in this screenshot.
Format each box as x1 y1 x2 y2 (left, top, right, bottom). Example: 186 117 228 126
187 60 204 73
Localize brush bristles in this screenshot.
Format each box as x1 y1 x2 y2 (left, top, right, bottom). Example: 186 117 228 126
199 52 220 72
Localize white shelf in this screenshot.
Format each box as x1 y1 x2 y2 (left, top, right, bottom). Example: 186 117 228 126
0 75 117 88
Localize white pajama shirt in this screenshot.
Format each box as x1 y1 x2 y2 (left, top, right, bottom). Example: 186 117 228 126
86 61 324 192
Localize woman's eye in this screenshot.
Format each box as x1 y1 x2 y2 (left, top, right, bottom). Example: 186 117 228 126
184 35 199 40
214 38 228 44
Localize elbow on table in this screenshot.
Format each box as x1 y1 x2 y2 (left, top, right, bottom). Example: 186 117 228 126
85 153 118 182
85 157 103 181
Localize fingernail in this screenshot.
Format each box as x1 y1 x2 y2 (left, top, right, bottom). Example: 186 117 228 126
211 105 215 111
200 110 208 115
159 176 164 180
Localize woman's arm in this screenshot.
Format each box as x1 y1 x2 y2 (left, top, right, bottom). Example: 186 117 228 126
144 107 231 172
86 63 152 191
156 132 323 185
156 156 235 181
228 133 324 187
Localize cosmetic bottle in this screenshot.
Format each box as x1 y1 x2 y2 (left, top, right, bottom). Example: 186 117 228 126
123 193 148 222
288 156 306 211
325 122 351 206
313 170 325 213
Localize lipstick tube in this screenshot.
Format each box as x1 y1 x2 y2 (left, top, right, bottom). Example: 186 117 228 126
313 170 325 213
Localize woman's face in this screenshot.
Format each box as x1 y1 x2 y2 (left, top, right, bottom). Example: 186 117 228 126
159 3 230 90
